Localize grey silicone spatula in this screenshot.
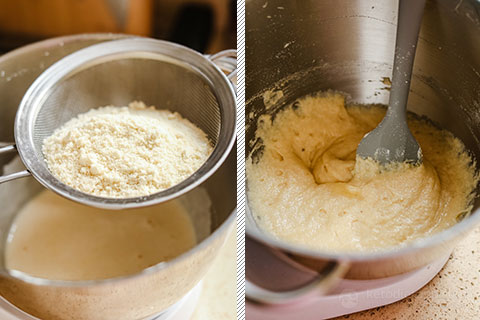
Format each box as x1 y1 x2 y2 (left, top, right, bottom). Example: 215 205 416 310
357 0 426 165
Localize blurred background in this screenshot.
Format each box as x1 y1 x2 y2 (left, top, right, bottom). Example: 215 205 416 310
0 0 236 54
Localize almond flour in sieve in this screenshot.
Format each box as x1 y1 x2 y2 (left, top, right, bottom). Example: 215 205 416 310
42 101 213 198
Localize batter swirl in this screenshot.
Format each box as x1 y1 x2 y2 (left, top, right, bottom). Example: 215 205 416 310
247 93 478 252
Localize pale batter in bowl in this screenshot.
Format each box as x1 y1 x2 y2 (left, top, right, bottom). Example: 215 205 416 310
247 93 478 252
4 190 197 280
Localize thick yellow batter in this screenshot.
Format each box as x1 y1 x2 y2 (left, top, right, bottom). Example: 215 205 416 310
247 93 478 252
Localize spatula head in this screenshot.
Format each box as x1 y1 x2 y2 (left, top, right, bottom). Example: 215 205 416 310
356 115 422 165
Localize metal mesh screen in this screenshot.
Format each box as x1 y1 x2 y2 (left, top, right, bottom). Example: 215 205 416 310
32 57 221 161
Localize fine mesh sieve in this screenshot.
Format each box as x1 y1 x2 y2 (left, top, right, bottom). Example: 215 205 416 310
0 38 236 209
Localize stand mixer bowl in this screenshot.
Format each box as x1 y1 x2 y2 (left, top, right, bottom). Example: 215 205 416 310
246 0 480 302
0 34 236 320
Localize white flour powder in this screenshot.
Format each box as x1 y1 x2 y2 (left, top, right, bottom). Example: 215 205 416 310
42 101 213 198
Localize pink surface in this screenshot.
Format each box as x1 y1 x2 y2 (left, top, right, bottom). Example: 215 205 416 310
246 254 450 320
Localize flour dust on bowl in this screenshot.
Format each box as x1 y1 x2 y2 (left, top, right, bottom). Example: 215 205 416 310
245 0 480 315
1 37 236 209
0 34 236 320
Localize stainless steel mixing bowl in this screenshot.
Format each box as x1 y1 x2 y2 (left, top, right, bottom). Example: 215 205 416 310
0 34 236 320
246 0 480 303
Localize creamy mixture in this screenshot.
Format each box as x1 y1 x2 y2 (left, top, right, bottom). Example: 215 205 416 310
247 93 478 252
5 190 196 280
42 101 212 198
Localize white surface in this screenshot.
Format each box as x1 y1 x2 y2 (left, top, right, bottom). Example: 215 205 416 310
246 254 450 320
0 281 203 320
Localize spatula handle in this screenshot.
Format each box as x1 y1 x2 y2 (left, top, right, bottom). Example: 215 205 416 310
388 0 426 118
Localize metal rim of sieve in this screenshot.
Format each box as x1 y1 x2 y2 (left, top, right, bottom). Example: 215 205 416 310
4 38 236 209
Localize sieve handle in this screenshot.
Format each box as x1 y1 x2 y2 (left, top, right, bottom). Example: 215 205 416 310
207 49 237 87
0 144 31 184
